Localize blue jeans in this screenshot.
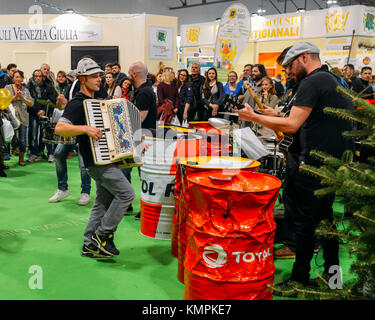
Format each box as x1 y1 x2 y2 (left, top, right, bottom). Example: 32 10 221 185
54 143 91 194
18 124 27 153
28 116 40 155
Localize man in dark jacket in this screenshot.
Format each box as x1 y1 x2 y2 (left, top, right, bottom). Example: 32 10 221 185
0 67 11 88
27 69 58 162
189 63 205 121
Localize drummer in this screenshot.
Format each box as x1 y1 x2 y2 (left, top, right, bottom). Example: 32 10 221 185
27 69 58 163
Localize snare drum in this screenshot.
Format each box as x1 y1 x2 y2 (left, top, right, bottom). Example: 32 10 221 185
42 122 76 145
259 145 284 177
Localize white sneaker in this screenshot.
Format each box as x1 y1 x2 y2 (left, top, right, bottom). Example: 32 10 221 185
49 189 70 203
48 154 55 162
78 193 90 206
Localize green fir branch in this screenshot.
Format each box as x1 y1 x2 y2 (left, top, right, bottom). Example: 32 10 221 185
323 107 374 127
314 186 338 197
342 129 373 138
300 165 340 183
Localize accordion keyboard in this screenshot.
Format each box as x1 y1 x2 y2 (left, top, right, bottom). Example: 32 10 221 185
83 98 142 166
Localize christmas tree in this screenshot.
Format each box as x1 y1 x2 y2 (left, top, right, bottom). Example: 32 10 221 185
271 86 375 299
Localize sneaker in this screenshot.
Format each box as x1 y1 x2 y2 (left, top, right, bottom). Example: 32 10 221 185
91 233 120 256
27 155 38 163
48 189 70 203
134 212 141 220
81 243 113 258
274 245 296 259
78 193 90 206
48 154 55 162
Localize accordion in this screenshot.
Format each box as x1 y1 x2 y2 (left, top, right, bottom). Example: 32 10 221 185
83 98 142 168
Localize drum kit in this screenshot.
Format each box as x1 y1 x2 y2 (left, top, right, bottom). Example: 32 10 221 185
208 114 285 179
39 116 76 145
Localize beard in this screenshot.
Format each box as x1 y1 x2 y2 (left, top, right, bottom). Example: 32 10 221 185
294 61 307 84
252 74 262 82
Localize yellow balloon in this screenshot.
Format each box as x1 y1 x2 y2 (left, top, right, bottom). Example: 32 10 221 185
0 88 12 110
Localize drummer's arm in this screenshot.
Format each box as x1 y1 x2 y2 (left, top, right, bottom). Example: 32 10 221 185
56 94 68 109
55 119 102 140
236 104 311 134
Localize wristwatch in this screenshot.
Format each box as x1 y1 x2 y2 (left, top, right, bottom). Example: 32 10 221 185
277 111 281 117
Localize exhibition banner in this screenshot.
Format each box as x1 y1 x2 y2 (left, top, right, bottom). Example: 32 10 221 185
180 21 217 47
149 26 174 60
0 24 101 42
250 13 302 42
303 6 359 38
213 2 251 71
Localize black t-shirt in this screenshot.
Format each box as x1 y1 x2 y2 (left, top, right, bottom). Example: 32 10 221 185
61 92 95 168
133 81 157 130
293 65 354 165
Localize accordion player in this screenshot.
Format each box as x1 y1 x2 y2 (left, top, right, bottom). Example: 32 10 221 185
83 98 142 168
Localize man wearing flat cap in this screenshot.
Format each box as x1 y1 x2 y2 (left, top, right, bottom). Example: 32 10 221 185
236 41 354 292
55 57 135 259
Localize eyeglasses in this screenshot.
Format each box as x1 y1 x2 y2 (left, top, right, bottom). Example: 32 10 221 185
179 74 187 77
34 75 42 78
284 54 301 69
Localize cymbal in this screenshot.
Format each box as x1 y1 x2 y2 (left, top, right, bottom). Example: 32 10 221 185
259 135 277 142
208 117 231 129
218 112 239 116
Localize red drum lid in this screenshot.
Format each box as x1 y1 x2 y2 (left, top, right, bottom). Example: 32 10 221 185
187 171 281 193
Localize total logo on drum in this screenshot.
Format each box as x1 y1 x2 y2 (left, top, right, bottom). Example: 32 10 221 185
202 245 272 269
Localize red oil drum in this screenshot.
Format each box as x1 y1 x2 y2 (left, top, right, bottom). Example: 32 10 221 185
140 134 205 240
183 171 281 300
173 156 261 283
189 121 231 156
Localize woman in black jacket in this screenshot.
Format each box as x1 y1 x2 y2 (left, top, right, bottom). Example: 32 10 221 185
199 67 225 121
176 69 194 124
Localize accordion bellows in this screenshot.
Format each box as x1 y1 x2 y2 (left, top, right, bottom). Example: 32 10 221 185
83 98 142 168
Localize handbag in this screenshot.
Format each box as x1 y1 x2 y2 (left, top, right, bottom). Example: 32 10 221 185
0 114 15 143
171 115 180 126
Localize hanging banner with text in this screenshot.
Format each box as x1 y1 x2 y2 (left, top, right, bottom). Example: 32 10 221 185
214 2 251 82
0 25 101 42
250 13 302 42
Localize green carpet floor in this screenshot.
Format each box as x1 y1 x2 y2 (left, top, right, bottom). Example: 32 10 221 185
0 154 355 300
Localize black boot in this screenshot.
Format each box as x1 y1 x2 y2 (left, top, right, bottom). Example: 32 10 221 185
0 167 6 177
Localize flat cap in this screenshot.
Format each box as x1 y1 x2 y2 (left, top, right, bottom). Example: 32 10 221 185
282 41 320 67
